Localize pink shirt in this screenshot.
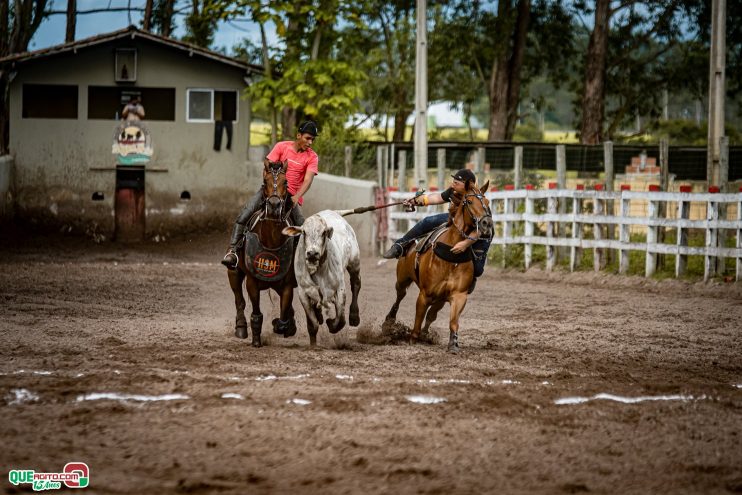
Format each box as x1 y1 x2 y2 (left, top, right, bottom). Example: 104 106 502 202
266 141 319 205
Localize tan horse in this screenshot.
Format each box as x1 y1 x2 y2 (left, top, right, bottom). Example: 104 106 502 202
385 181 493 353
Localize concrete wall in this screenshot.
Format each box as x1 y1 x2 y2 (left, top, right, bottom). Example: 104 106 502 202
0 155 12 220
9 38 258 237
302 174 377 255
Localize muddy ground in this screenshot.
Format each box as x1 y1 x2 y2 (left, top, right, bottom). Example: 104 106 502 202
1 233 741 494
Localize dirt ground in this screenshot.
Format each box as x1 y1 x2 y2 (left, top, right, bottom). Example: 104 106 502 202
1 232 741 494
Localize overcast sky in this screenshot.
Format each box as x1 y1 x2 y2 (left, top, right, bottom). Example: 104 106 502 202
30 0 263 54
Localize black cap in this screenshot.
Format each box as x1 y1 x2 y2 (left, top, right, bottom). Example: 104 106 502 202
298 120 319 136
451 168 476 184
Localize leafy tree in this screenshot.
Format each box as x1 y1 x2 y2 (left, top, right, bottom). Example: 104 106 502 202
0 0 49 153
430 0 574 142
575 0 685 144
207 0 366 141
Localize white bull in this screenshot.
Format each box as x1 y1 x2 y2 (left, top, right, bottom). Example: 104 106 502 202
282 210 361 345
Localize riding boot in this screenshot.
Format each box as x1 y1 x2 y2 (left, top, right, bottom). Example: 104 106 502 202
221 223 245 268
382 242 404 259
467 277 477 295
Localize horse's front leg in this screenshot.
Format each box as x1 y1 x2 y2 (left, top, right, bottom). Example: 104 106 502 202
228 269 247 339
447 293 469 354
409 291 431 344
245 281 263 347
273 283 297 338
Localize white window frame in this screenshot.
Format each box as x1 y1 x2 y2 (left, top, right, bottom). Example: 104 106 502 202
186 88 239 124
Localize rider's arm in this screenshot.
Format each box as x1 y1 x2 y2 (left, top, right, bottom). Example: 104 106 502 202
292 169 315 204
451 230 479 253
409 192 445 206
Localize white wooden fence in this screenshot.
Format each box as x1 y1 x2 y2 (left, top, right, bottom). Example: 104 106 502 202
385 189 742 281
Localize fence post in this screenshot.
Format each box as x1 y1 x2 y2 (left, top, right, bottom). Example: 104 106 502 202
556 145 567 261
546 194 557 271
397 149 407 192
437 148 446 191
718 137 729 274
619 194 630 274
570 193 583 272
514 146 523 189
476 146 485 184
675 189 690 278
705 194 719 281
645 196 659 277
658 138 669 269
345 145 353 177
502 194 512 268
593 194 605 271
376 146 385 188
387 144 395 188
525 191 533 269
604 141 615 265
737 188 741 282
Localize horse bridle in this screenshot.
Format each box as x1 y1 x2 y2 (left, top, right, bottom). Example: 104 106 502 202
262 162 293 223
455 192 493 242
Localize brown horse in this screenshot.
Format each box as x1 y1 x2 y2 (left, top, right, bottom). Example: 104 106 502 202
385 180 493 353
228 159 297 347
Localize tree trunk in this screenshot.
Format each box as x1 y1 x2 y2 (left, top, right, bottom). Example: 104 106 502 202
504 0 530 139
65 0 75 42
487 0 530 142
579 0 611 144
142 0 153 31
161 0 175 37
392 111 406 142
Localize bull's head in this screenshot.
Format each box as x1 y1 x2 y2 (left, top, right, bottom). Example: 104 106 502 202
282 215 333 275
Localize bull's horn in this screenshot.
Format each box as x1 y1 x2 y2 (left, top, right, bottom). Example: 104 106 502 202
336 209 354 217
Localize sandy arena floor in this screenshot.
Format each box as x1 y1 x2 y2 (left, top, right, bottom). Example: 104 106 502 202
1 234 741 494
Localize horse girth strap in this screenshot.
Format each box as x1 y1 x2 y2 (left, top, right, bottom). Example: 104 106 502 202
244 231 294 282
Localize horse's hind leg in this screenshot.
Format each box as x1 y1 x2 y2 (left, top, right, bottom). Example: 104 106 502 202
447 293 469 354
385 277 413 322
347 257 361 327
228 269 247 339
421 299 445 339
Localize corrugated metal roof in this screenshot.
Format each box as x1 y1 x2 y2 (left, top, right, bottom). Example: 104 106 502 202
0 25 263 74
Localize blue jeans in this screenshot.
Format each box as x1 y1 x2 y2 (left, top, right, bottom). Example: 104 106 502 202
395 213 492 277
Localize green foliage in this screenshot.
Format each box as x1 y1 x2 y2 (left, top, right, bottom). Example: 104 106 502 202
513 122 543 142
649 119 742 146
311 121 377 179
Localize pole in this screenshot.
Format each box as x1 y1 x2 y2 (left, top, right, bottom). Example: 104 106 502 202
707 0 726 187
414 0 428 190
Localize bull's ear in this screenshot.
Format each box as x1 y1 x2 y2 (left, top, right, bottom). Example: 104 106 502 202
480 180 490 194
282 226 303 237
324 227 333 240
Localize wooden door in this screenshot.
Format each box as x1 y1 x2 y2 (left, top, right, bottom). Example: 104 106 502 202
114 168 145 242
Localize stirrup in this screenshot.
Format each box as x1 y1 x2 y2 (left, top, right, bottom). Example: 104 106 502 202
222 250 239 268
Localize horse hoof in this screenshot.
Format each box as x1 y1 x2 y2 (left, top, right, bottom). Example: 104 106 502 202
272 318 283 334
447 344 460 354
283 319 297 338
349 311 360 327
251 338 262 348
235 326 248 339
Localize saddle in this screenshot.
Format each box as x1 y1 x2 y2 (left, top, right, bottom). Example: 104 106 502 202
412 223 473 279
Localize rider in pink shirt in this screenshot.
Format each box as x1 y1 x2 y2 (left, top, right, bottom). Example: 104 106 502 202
222 121 319 268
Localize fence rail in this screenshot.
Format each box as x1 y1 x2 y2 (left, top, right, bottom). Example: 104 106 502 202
384 190 742 281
